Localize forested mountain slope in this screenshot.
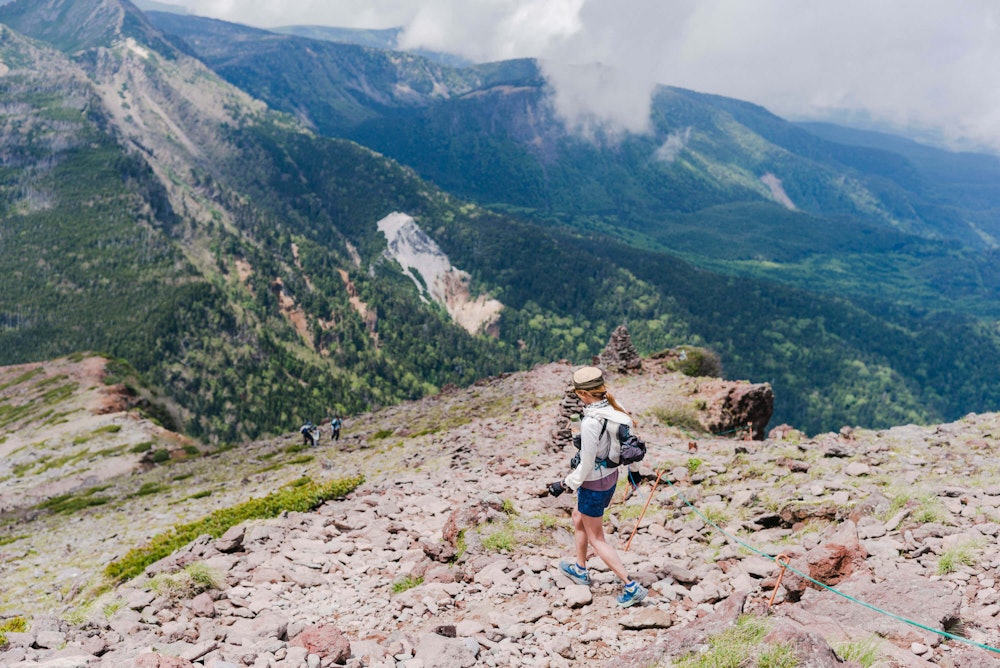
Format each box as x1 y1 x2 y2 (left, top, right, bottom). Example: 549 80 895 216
146 11 1000 321
0 0 999 439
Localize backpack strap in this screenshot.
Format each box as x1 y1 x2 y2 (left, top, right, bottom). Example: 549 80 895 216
595 419 619 469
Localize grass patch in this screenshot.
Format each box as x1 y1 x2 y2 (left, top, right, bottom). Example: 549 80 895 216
40 383 78 405
133 482 167 497
36 486 112 515
257 454 315 473
130 441 154 453
371 428 394 440
0 616 28 646
675 615 789 668
937 540 983 575
36 449 92 474
391 575 424 594
885 489 948 524
103 475 363 584
482 526 517 552
0 368 44 392
834 636 884 667
651 403 704 434
92 424 122 435
43 410 78 426
479 516 551 553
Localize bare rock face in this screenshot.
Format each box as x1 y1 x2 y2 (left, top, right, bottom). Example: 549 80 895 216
800 572 962 649
599 323 642 373
693 378 774 439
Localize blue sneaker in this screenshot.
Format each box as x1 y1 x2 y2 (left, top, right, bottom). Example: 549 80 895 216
559 560 591 586
617 581 647 607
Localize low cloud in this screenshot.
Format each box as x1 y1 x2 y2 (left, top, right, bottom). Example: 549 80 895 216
654 128 692 163
172 0 1000 152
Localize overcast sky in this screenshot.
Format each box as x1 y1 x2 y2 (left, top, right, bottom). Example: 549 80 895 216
163 0 1000 152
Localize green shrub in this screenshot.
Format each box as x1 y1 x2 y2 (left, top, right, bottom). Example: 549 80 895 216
149 562 223 599
131 441 154 453
103 475 363 583
149 449 170 463
655 345 723 378
0 616 28 646
482 527 516 552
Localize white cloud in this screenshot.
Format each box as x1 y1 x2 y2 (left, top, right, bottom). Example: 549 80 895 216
167 0 1000 151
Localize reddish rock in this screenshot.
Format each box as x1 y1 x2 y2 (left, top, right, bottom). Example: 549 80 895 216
806 521 868 588
694 379 774 440
290 624 351 663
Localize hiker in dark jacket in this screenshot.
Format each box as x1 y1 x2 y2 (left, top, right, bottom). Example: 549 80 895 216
300 422 318 447
330 415 342 441
548 366 647 607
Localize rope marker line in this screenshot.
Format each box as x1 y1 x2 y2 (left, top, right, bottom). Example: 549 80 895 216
644 473 1000 655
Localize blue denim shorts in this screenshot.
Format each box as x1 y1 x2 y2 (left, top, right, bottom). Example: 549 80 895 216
577 486 615 518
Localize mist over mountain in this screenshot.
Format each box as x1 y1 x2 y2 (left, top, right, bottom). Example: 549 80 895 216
0 0 999 441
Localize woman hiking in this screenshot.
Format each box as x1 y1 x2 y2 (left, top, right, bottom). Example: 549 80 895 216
548 366 647 607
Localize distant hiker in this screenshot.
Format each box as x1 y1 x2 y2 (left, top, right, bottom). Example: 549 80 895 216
300 421 318 447
548 366 647 607
330 415 342 441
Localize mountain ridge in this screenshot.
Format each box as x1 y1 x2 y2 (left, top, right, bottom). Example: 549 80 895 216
3 353 1000 666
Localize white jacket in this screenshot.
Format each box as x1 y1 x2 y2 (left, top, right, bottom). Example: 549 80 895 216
563 400 634 492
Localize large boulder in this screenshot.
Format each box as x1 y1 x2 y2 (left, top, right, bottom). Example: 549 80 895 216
694 378 773 440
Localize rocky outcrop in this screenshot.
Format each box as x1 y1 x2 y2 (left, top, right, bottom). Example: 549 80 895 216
692 378 774 439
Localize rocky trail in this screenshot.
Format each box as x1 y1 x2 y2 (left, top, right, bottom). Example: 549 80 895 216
4 354 1000 667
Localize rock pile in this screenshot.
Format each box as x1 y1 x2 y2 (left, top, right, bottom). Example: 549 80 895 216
597 325 641 374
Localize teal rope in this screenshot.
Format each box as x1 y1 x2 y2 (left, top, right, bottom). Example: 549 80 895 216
655 475 1000 655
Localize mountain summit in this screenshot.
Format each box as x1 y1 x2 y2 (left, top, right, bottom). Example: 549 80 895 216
0 0 172 54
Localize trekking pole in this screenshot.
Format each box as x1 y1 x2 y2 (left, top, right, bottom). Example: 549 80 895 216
624 468 665 552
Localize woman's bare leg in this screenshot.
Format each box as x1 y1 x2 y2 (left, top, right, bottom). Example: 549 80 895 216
580 512 629 582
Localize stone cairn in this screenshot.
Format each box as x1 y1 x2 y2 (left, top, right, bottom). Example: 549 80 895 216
598 323 642 373
551 385 584 450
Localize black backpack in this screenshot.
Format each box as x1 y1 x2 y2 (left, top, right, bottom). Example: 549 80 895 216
571 419 646 469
